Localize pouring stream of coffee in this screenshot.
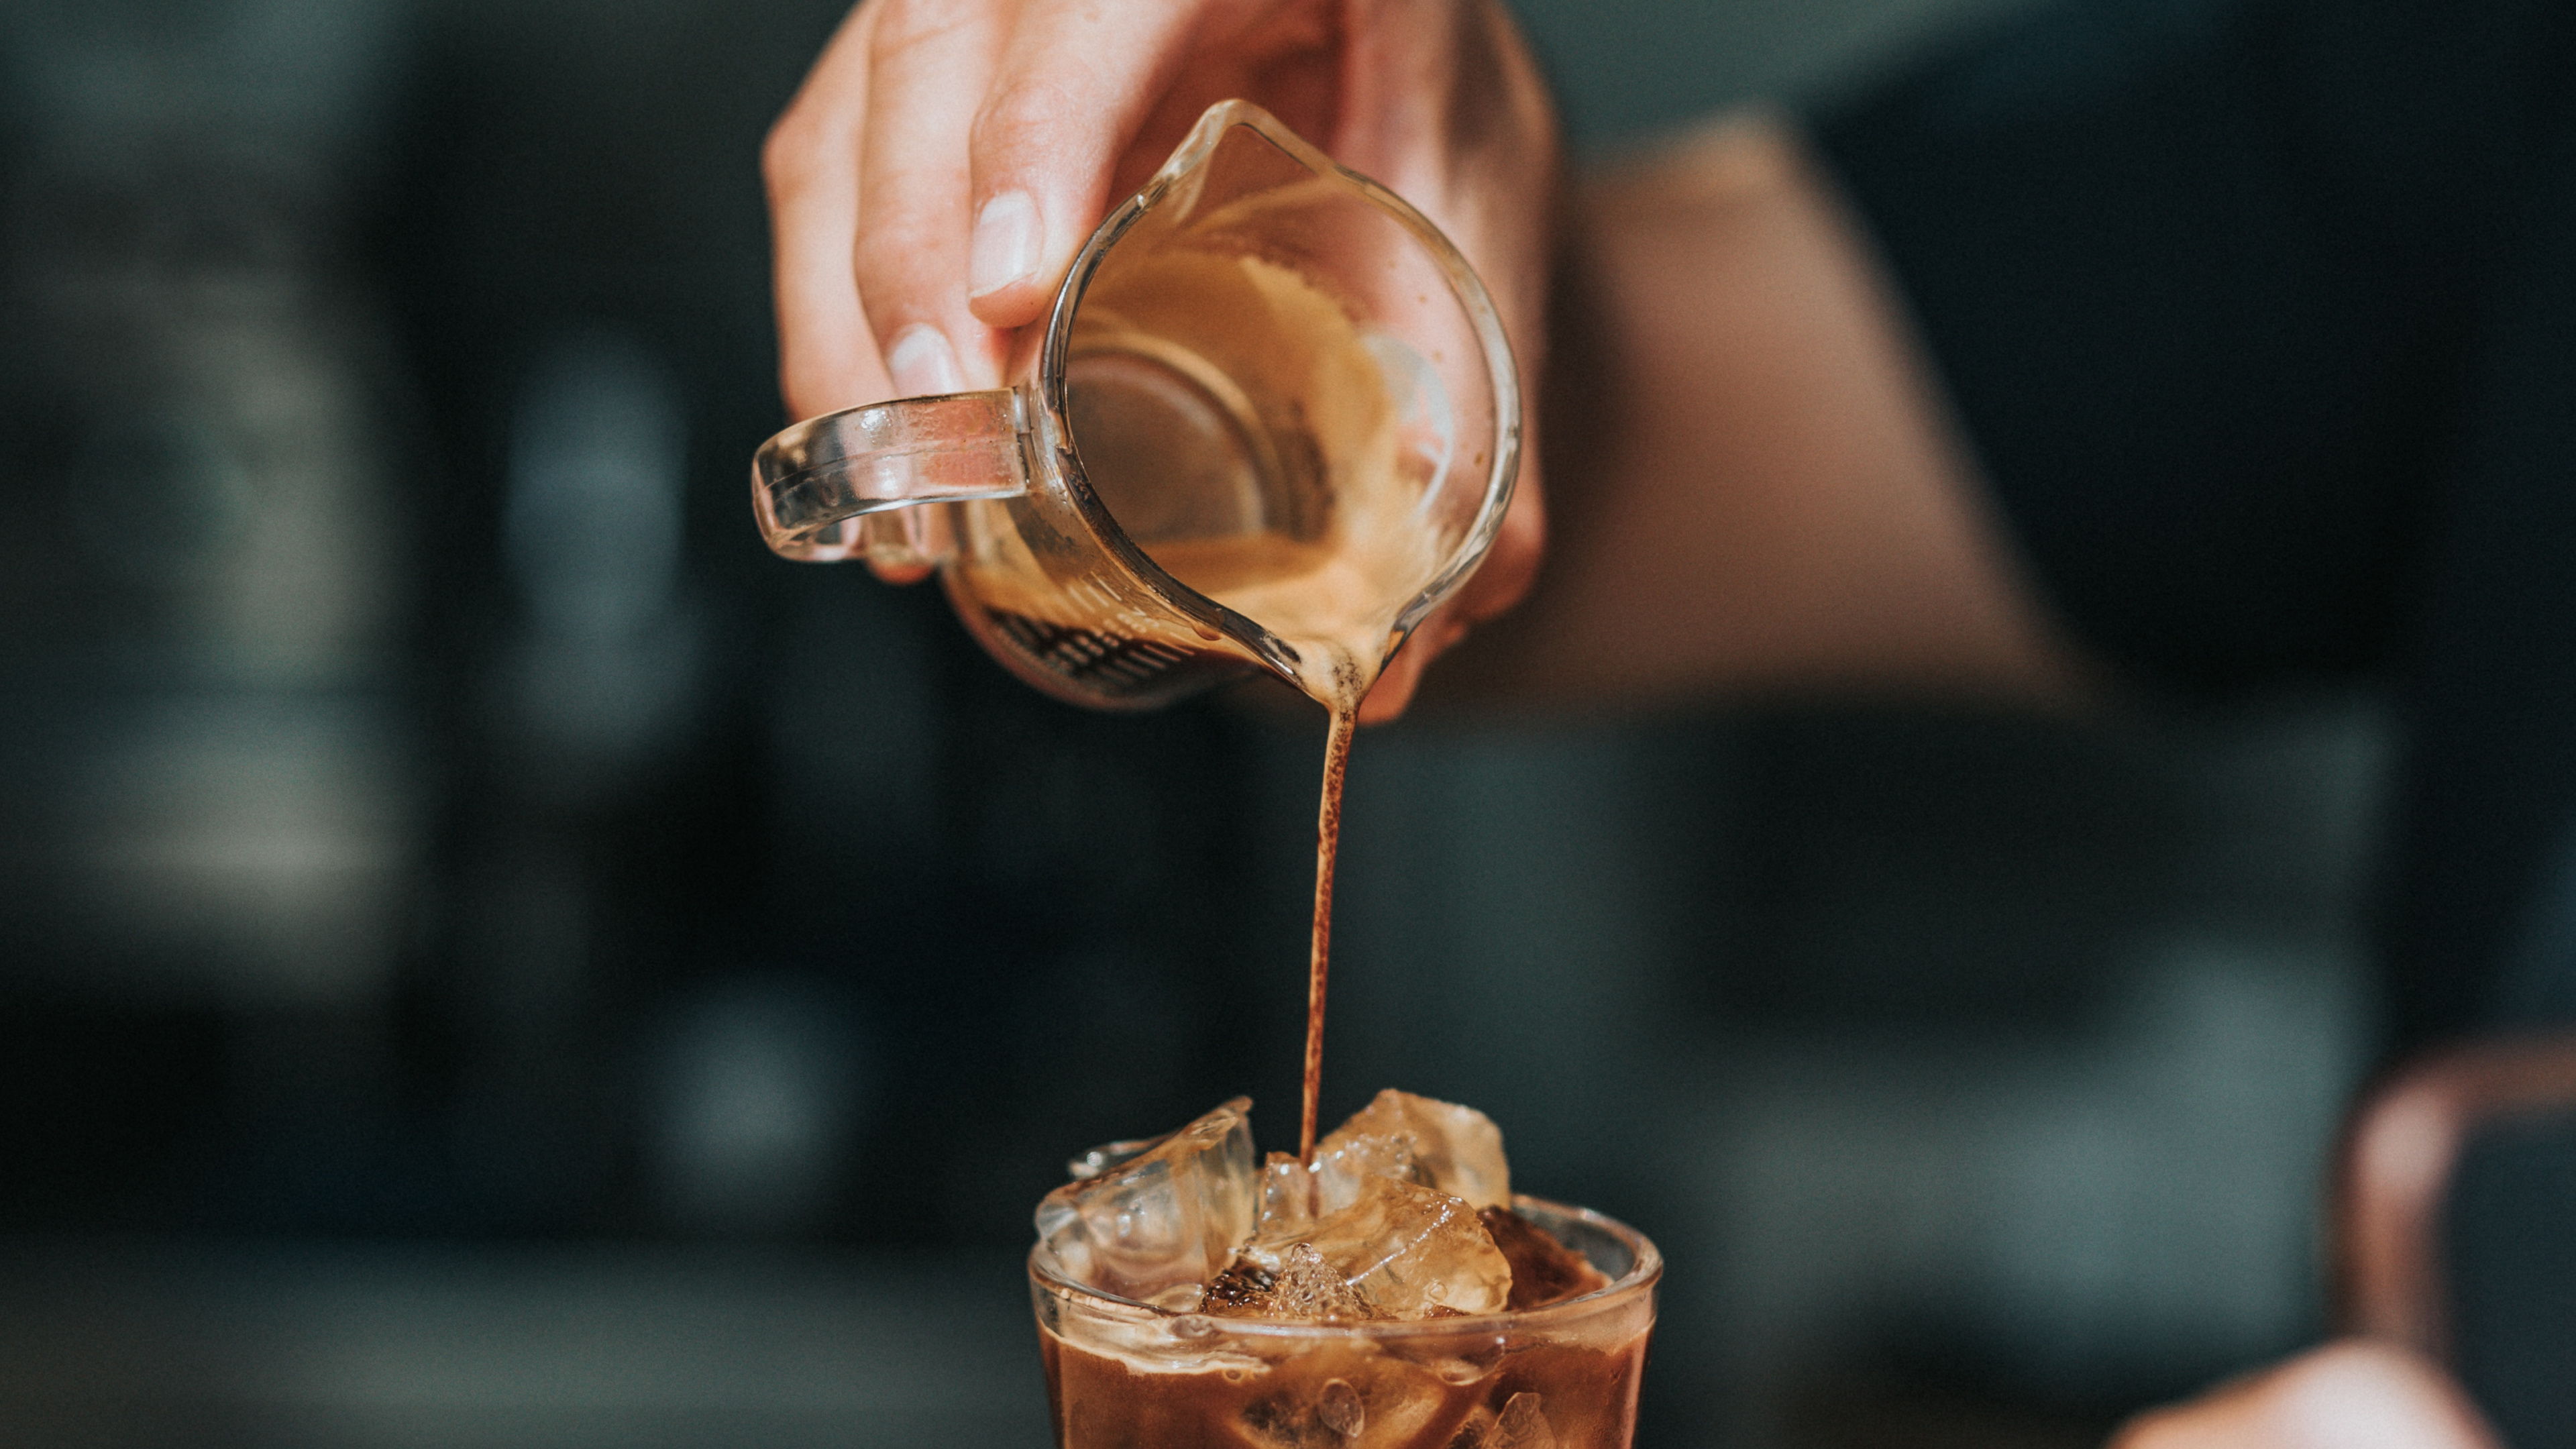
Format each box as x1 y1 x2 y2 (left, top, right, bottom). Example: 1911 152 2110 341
1302 702 1356 1161
1122 533 1392 1165
1069 245 1459 1164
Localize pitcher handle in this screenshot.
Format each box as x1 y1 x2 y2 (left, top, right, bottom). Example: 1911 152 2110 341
753 390 1030 567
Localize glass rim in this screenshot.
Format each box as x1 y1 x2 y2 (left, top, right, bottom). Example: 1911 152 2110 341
1027 1192 1660 1340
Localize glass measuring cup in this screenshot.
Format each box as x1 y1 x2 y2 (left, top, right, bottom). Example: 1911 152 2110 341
753 99 1520 711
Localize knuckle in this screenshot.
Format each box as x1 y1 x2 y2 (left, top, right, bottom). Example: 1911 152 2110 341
869 0 978 66
971 73 1079 156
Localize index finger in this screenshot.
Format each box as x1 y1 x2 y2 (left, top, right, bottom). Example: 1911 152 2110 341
958 0 1226 328
765 1 895 422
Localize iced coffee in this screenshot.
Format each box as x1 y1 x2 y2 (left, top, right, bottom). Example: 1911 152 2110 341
1030 1091 1659 1448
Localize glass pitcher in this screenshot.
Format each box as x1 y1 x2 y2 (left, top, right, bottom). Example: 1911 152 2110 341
751 99 1519 712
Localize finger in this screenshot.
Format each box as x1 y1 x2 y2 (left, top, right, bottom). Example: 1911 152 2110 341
857 0 1014 395
767 5 932 584
1116 2 1342 202
1356 405 1548 723
1336 0 1556 711
1356 612 1461 724
766 1 892 423
2108 1341 2502 1449
1452 441 1548 627
2260 1342 2500 1449
1339 0 1560 432
767 6 929 585
961 0 1220 328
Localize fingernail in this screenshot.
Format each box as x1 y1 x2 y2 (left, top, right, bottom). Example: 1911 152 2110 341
969 190 1042 298
885 324 965 396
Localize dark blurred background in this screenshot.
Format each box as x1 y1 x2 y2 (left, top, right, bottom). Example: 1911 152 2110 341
0 0 2392 1444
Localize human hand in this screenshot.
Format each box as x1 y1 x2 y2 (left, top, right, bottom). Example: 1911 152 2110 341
2110 1341 2498 1449
762 0 1559 720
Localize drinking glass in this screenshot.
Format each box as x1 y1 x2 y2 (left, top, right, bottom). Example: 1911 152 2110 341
1030 1197 1659 1449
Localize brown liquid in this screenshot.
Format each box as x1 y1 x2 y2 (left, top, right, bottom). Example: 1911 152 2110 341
1042 1324 1650 1449
1301 702 1357 1161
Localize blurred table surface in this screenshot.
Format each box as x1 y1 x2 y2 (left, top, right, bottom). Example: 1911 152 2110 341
0 1238 1051 1449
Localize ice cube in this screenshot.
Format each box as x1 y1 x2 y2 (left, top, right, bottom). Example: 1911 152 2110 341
1200 1227 1381 1320
1496 1392 1558 1449
1272 1241 1374 1321
1033 1097 1256 1306
1256 1150 1322 1240
1240 1150 1332 1277
1307 1126 1417 1215
1204 1242 1375 1322
1316 1377 1364 1438
1303 1176 1510 1318
1312 1089 1509 1212
1235 1154 1314 1277
1235 1349 1464 1448
1449 1392 1560 1449
1065 1134 1166 1181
